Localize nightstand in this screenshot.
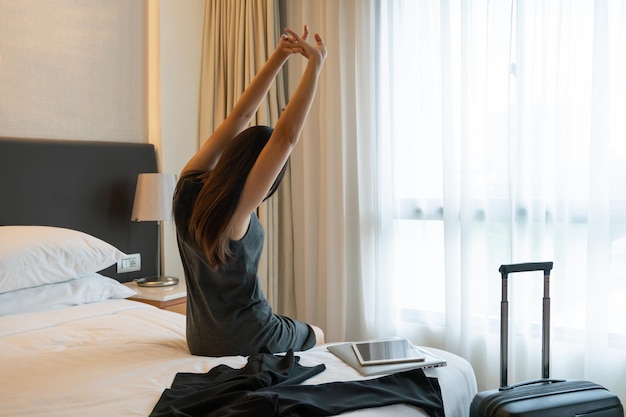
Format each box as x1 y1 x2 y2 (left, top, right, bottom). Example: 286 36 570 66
124 277 187 315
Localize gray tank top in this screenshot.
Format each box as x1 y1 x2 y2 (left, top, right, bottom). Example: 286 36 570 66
175 176 314 356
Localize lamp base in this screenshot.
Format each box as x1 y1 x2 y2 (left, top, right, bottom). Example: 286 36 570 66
135 276 179 287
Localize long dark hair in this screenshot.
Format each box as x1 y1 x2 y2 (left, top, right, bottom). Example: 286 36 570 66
174 126 288 267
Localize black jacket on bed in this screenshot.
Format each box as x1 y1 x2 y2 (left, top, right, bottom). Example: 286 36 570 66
150 350 445 417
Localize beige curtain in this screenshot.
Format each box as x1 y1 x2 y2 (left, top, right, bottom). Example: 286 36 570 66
199 0 295 314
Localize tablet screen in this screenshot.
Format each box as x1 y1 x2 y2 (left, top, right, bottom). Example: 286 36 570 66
352 339 426 366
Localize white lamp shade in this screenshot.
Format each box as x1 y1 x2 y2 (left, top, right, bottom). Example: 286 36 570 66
131 173 177 221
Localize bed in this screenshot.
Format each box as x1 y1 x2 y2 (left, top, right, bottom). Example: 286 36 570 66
0 137 477 417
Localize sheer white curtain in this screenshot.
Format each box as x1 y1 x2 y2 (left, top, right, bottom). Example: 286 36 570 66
283 0 395 342
284 0 626 400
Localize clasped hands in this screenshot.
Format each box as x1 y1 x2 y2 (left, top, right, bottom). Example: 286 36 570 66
279 25 327 64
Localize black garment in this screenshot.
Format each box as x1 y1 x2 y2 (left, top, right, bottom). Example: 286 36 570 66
174 175 315 356
150 350 445 417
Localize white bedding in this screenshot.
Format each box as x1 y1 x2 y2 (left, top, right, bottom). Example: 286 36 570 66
0 300 476 417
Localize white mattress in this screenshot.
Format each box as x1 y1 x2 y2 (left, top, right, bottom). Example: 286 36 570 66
0 300 476 417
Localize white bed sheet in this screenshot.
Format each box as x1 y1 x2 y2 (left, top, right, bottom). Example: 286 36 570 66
0 300 476 417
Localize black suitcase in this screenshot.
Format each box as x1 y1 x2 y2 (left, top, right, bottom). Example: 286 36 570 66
470 262 624 417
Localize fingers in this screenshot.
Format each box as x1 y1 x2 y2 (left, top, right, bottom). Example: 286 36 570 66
283 26 325 60
281 29 302 55
284 28 299 42
284 26 316 46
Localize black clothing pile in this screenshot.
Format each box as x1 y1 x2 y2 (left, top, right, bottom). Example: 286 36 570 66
150 350 444 417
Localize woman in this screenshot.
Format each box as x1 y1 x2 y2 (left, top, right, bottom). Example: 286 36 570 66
173 26 327 356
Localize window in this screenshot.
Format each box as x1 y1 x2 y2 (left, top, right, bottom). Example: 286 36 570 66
378 0 626 390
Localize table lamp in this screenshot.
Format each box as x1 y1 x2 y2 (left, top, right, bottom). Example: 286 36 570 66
131 172 179 287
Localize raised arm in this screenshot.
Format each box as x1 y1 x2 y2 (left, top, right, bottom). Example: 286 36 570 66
181 28 310 177
229 28 327 239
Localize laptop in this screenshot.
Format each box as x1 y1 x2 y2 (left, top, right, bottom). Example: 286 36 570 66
327 338 447 376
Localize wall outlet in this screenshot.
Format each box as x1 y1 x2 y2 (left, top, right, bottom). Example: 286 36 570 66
117 253 141 273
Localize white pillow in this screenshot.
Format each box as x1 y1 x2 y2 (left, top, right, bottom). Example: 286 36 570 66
0 273 137 316
0 226 127 294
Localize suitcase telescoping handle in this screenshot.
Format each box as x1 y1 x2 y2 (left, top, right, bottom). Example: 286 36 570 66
499 262 554 389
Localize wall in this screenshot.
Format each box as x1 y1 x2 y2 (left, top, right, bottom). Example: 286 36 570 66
0 1 146 141
157 0 205 278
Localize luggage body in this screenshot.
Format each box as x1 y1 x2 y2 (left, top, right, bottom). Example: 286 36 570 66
470 262 624 417
471 379 623 417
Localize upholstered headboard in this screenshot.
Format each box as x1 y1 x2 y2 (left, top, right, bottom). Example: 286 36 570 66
0 137 159 282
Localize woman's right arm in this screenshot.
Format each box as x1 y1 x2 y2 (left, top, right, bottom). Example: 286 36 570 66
229 29 327 239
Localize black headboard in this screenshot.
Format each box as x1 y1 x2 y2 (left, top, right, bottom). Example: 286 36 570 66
0 137 158 282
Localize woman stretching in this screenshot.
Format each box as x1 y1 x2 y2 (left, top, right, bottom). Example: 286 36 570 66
173 26 327 356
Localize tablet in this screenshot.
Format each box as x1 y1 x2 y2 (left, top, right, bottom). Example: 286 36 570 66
351 338 426 366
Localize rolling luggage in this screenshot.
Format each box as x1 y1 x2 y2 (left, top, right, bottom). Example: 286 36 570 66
470 262 624 417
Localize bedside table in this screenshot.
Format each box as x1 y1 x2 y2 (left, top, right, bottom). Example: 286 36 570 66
124 277 187 315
